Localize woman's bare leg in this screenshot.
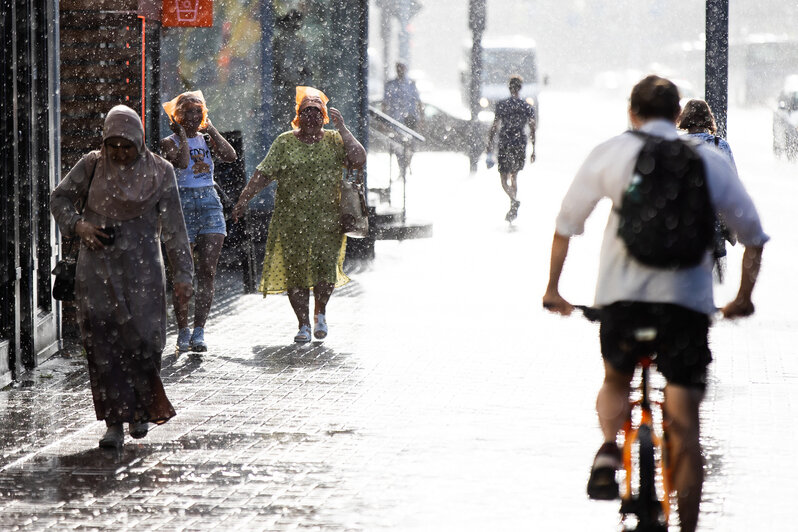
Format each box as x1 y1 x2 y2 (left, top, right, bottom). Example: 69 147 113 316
288 287 311 328
192 233 225 329
313 282 334 318
168 245 194 329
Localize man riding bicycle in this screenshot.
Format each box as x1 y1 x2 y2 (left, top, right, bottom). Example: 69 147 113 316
542 75 768 532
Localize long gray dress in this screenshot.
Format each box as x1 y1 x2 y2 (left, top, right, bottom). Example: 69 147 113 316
51 151 193 424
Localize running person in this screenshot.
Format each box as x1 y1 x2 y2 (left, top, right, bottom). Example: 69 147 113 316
486 75 536 222
542 75 768 532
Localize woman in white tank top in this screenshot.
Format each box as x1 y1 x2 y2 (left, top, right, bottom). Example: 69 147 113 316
160 91 237 354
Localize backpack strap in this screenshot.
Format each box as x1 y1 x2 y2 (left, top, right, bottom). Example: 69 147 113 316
612 130 650 213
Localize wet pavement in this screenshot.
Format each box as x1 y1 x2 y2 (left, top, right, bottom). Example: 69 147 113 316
1 91 797 530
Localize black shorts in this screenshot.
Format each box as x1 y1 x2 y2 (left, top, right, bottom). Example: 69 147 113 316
497 143 526 174
599 301 712 390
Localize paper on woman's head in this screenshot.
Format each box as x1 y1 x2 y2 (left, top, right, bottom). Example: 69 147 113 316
162 90 208 128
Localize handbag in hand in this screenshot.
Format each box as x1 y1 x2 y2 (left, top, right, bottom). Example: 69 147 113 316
340 167 369 238
52 154 98 301
51 256 77 301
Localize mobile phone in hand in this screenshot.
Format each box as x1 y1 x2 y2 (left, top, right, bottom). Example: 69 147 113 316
97 227 115 246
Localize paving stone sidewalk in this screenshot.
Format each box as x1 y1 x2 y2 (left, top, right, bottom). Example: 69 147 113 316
1 127 796 531
0 269 387 531
0 250 617 532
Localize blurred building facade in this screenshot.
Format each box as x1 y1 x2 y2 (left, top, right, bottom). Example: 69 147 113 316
160 0 369 180
374 0 798 102
1 0 62 385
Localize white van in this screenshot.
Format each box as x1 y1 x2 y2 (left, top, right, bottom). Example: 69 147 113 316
460 36 540 115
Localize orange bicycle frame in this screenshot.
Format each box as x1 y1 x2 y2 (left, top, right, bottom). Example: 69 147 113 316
620 357 671 525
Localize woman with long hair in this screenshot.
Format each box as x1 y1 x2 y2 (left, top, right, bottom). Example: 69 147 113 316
161 91 237 353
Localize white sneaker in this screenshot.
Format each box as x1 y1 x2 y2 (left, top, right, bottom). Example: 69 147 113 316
314 314 328 339
294 324 312 344
176 327 191 352
190 327 207 352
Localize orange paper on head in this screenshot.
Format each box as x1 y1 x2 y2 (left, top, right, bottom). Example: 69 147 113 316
162 90 209 129
291 86 330 129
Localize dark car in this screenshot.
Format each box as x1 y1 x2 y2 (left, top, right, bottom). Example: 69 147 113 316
370 99 491 160
773 75 798 160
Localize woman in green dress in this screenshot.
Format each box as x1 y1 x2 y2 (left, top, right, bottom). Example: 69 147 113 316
233 86 366 343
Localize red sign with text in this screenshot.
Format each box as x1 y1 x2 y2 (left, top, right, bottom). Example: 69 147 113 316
162 0 213 27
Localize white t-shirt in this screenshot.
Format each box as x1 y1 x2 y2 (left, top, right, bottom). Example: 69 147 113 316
555 119 769 315
167 133 214 189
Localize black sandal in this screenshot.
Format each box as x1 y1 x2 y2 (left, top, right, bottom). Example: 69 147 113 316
587 442 621 500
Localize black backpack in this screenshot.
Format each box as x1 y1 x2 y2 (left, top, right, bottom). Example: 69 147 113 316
617 131 716 269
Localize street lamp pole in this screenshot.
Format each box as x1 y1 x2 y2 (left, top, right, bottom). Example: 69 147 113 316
396 0 412 63
380 5 391 85
468 0 485 172
705 0 729 137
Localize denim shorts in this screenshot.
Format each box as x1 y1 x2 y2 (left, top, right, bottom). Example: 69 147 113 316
178 186 227 243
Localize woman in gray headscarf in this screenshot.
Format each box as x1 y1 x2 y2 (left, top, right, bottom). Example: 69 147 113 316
51 105 194 449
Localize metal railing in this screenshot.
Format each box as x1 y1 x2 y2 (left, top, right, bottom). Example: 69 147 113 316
367 107 425 222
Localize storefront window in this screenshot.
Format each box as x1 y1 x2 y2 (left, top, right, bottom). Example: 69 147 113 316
161 0 265 175
160 0 367 203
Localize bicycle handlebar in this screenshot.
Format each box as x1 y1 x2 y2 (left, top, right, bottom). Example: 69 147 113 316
573 305 602 322
545 303 724 323
543 302 603 322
